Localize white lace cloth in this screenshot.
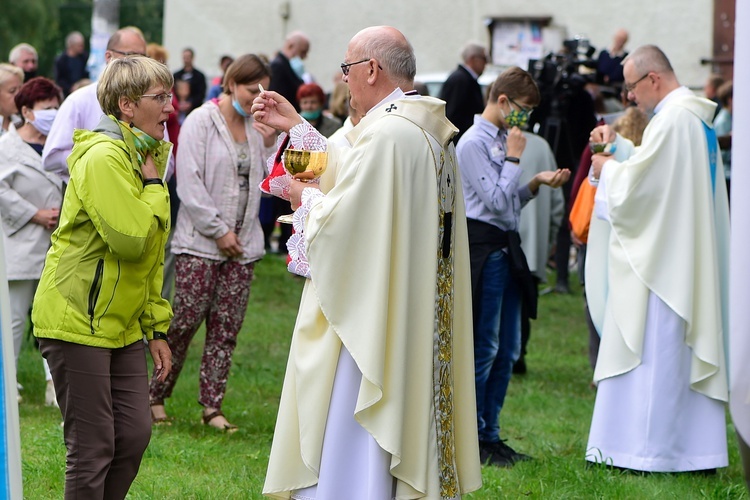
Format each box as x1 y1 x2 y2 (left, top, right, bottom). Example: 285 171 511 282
287 187 324 278
282 121 327 278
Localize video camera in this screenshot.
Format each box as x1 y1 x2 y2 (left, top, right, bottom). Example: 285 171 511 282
525 35 599 171
528 35 598 95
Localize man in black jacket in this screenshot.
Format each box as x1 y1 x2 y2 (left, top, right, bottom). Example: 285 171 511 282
269 31 310 111
174 48 207 116
440 42 487 143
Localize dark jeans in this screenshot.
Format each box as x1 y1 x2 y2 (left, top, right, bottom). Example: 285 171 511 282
474 250 521 442
40 339 151 500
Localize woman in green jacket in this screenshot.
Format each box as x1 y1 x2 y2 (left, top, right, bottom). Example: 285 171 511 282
32 56 174 500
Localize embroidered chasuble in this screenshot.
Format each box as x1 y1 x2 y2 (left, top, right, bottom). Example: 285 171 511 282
263 97 482 499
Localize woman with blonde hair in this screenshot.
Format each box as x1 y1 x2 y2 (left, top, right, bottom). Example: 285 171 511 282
32 56 174 498
0 63 23 135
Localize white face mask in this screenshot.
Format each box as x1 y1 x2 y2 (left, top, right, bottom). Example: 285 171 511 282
29 108 57 136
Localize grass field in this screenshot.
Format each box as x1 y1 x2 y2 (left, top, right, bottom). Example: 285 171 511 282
16 255 749 499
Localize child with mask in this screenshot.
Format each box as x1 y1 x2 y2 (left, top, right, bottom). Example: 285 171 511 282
0 76 63 406
456 66 570 467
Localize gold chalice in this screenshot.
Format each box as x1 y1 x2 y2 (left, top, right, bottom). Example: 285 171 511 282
276 150 328 224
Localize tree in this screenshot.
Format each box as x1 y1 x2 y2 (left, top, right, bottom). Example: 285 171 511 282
88 0 119 80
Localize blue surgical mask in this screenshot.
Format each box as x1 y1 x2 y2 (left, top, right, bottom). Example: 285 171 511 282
29 108 58 136
290 57 305 79
300 109 322 121
232 97 250 118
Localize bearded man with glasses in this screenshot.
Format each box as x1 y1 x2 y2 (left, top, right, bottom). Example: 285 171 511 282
586 44 730 473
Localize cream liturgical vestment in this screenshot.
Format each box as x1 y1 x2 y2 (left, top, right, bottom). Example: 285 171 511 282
585 89 731 472
263 96 482 499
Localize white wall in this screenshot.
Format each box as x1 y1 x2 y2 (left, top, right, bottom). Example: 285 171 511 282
163 0 715 93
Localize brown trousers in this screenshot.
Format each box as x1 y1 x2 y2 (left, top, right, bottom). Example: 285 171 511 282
39 339 152 500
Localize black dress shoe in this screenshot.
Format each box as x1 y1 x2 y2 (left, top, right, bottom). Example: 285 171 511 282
479 440 531 467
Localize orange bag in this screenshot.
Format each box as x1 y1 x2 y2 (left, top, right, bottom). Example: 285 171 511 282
569 177 597 243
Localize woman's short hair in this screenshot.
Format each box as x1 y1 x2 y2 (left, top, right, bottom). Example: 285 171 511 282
0 63 23 87
97 56 174 118
15 77 63 115
222 54 271 94
328 81 350 118
296 83 326 106
146 43 169 64
487 66 540 106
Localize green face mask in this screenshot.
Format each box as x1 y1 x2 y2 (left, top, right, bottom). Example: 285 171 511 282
502 108 530 129
300 109 322 121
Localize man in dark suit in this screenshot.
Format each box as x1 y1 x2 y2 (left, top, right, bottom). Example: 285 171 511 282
54 31 89 96
174 47 207 116
440 42 487 143
269 31 310 111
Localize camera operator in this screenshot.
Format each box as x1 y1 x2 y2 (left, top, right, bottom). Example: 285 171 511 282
528 37 598 293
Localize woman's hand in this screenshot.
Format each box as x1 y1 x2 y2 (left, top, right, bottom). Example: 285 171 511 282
253 121 278 148
148 339 172 382
216 230 243 258
142 153 159 180
251 89 303 134
31 208 60 230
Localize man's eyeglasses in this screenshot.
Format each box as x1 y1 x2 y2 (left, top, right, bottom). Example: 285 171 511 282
624 73 650 93
340 58 382 76
109 49 146 57
141 93 173 106
508 97 534 115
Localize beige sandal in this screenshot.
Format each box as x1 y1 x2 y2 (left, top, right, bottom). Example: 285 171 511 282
150 402 172 426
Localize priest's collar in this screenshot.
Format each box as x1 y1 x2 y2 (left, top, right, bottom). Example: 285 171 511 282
654 86 691 114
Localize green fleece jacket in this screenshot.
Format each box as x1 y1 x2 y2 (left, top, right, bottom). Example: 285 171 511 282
32 116 173 348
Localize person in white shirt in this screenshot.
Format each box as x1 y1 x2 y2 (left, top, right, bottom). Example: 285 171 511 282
42 27 148 181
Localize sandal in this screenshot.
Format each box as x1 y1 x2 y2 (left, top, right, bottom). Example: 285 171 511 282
202 410 238 433
150 402 173 426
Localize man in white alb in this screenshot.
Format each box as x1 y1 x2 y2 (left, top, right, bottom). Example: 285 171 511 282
585 44 730 472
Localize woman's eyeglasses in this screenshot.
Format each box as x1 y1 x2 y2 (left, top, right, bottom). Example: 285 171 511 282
141 93 173 106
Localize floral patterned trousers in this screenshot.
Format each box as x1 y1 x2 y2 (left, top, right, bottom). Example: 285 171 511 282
149 254 254 410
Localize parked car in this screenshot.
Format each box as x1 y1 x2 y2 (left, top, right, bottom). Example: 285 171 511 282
415 65 507 99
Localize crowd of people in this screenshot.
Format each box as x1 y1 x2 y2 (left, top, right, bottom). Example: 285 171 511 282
0 22 738 499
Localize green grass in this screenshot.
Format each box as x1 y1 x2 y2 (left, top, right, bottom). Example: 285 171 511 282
16 257 748 499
